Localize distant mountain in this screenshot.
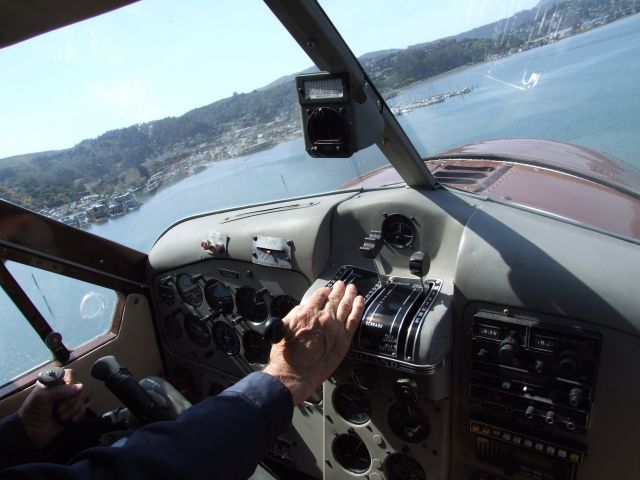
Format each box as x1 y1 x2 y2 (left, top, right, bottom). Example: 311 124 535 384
359 48 403 61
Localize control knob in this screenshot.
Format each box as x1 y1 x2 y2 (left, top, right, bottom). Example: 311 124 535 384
264 317 286 344
568 388 584 407
499 332 522 364
38 367 66 387
558 351 580 377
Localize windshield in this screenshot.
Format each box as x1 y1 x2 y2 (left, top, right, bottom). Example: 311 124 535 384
0 0 389 253
1 0 639 255
321 0 640 168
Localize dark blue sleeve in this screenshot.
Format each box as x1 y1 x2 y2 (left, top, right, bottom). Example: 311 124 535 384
0 413 41 469
0 372 293 480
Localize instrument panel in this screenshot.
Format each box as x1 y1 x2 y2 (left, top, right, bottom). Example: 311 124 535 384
153 259 309 381
147 185 640 479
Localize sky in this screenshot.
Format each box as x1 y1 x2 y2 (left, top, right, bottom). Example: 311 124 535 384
0 0 540 159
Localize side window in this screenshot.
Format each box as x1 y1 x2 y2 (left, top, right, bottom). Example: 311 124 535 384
0 261 118 386
0 289 53 386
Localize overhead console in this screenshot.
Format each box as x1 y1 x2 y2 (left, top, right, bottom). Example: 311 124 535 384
459 306 601 480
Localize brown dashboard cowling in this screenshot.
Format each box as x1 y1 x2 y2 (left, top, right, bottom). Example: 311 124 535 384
341 138 640 242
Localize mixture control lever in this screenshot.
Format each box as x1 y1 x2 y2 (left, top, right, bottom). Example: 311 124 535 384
360 230 386 285
409 251 430 293
359 230 383 258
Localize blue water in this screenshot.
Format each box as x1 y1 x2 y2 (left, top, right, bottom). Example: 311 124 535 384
2 15 639 385
392 14 640 168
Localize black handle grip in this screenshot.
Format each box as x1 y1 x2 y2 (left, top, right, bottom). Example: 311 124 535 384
91 356 174 424
264 317 286 344
38 367 66 387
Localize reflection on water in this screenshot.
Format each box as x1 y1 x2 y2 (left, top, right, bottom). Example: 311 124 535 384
391 14 640 167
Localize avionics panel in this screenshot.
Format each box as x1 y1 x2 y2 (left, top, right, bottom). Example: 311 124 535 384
464 309 601 480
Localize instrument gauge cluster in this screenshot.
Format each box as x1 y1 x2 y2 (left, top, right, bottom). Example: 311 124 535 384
154 266 304 378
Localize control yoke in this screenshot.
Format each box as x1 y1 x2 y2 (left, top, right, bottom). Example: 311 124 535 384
91 356 182 424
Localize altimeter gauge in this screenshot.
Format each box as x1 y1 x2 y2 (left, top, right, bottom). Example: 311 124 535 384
204 280 234 316
212 321 240 356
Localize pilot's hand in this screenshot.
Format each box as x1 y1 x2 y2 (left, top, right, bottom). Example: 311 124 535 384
264 281 365 405
18 369 86 448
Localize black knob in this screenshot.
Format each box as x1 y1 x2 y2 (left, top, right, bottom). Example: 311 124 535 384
545 410 555 424
499 333 521 364
38 367 65 387
91 355 122 382
409 251 430 278
568 388 584 407
558 352 579 377
477 348 489 360
394 378 419 404
264 317 286 344
359 230 383 258
91 356 173 424
525 405 535 419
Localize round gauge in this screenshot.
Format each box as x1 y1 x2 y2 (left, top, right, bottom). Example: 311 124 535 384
163 314 182 339
176 273 204 308
271 294 297 318
212 321 240 356
384 453 427 480
333 384 372 425
235 287 268 323
381 214 416 249
332 434 371 474
204 280 234 316
184 314 210 348
387 403 430 443
242 330 271 365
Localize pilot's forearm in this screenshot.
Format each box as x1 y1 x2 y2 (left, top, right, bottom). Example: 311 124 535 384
1 372 293 480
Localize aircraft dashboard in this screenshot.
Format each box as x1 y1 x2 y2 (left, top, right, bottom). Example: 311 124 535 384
148 184 640 480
